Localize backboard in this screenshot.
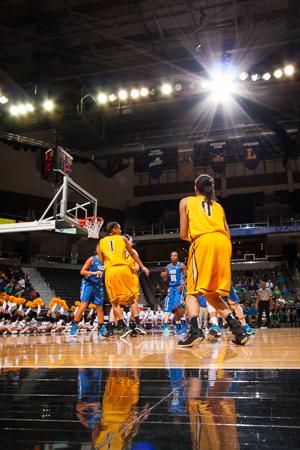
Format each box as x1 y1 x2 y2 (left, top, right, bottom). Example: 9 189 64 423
0 176 98 236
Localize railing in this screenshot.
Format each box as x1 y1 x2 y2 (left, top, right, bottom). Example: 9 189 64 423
32 254 85 266
126 219 300 237
125 224 179 236
229 222 268 229
0 251 21 264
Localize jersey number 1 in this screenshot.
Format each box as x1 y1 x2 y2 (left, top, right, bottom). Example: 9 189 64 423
109 240 114 252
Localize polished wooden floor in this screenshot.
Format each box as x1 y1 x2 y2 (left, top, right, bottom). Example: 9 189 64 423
1 328 300 369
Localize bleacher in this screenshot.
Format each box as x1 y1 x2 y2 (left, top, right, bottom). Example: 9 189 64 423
139 265 296 307
38 268 81 303
140 271 168 306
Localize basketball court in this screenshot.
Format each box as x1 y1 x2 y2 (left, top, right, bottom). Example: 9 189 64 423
1 329 300 449
1 1 300 449
0 139 299 450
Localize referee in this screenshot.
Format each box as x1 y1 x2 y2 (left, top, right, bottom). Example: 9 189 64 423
256 281 273 328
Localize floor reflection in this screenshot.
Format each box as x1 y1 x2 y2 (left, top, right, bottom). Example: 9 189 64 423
0 367 300 449
2 329 300 369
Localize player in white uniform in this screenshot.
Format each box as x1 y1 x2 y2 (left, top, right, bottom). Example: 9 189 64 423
154 306 164 329
139 307 146 323
142 307 155 329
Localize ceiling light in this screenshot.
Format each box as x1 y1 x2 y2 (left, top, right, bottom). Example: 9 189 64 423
97 93 107 104
130 88 139 99
108 93 117 102
273 68 283 79
140 87 149 97
18 104 28 114
118 89 128 101
43 99 55 111
9 105 19 116
210 75 234 103
201 80 210 89
262 72 271 81
251 74 260 81
284 65 294 76
161 83 173 95
239 72 248 81
0 95 9 104
26 103 34 112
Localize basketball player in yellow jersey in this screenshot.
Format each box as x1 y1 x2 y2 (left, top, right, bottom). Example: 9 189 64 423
178 174 248 347
98 222 149 337
108 234 147 336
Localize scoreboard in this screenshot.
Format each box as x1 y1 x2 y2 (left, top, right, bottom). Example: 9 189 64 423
42 147 73 180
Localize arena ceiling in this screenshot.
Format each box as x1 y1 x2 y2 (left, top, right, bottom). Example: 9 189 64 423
0 0 300 162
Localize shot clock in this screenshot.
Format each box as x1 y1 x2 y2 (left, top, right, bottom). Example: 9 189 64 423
42 147 73 181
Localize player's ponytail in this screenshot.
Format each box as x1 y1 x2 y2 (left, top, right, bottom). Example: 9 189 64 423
194 174 216 205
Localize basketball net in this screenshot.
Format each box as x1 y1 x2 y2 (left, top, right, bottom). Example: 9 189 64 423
79 216 104 239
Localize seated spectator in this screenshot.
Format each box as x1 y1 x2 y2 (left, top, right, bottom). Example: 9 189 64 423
276 272 286 287
5 282 15 295
276 295 286 307
282 286 291 296
273 286 282 298
18 277 25 289
0 278 5 292
25 275 31 288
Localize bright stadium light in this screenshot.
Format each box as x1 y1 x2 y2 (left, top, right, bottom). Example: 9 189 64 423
9 105 18 116
251 73 260 82
43 99 55 111
206 63 239 104
284 64 295 76
9 102 35 116
201 80 210 89
210 77 233 102
18 104 28 114
161 83 173 95
239 72 248 81
97 93 107 104
130 88 140 99
108 93 117 102
174 83 182 92
262 72 271 81
26 103 34 112
0 95 9 104
140 87 149 97
118 89 128 101
274 68 283 79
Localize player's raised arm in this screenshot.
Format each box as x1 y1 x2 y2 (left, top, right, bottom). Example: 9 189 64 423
132 248 140 272
179 197 189 241
80 257 102 277
223 212 231 237
180 262 188 279
96 243 104 262
123 236 149 277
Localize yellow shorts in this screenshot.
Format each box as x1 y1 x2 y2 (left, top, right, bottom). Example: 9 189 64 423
132 272 140 301
105 265 138 306
187 232 231 297
93 370 139 449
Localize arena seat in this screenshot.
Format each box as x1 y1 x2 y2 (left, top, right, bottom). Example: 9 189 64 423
38 268 81 303
140 272 167 306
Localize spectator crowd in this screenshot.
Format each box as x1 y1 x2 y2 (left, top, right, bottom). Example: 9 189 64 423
0 265 40 300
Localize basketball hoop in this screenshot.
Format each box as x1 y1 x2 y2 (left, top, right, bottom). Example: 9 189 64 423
79 216 104 239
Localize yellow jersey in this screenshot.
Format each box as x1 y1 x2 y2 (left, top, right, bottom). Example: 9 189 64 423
186 195 229 241
99 235 127 269
126 249 139 273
